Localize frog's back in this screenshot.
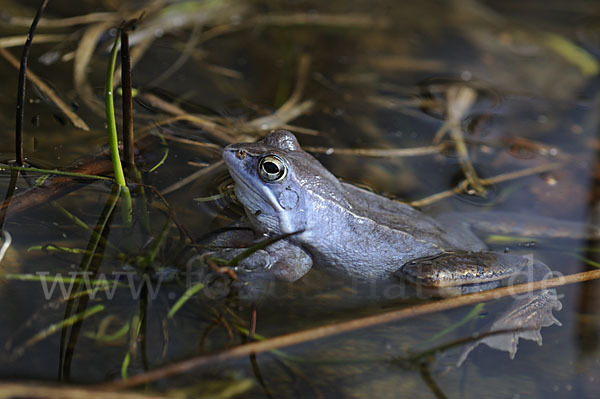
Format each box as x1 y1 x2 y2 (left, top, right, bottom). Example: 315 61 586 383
301 183 485 280
341 183 486 251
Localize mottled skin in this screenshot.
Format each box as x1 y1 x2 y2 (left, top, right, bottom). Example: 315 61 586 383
220 130 562 362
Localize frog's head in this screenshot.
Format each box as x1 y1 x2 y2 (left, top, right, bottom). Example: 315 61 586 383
223 130 345 235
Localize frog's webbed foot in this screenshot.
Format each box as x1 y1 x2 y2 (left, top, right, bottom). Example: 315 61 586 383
455 258 562 365
457 286 562 366
398 251 562 365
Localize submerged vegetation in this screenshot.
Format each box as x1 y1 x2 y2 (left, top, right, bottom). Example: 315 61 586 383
0 0 599 398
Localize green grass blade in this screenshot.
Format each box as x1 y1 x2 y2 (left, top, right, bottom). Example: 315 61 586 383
426 303 485 343
105 32 132 226
0 164 113 180
121 314 141 380
147 133 169 173
21 304 104 352
168 282 205 318
213 230 303 267
85 319 130 342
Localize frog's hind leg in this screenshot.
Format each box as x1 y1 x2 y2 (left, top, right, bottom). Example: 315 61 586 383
457 279 562 366
398 251 562 365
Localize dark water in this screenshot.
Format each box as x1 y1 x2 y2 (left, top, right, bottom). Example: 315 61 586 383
0 0 599 397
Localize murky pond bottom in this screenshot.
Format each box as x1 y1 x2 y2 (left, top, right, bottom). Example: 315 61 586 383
0 0 599 397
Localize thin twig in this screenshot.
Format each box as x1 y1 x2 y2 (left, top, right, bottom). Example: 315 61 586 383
303 145 441 158
277 54 311 114
73 5 159 113
160 160 224 196
6 12 117 28
242 100 314 133
251 13 390 28
0 34 67 48
137 54 314 141
149 22 202 86
99 268 600 390
409 162 563 207
445 85 486 195
242 55 313 133
0 381 171 399
74 21 115 116
127 0 246 46
366 56 445 72
146 126 222 153
279 124 319 136
0 46 90 132
135 92 236 145
15 0 49 165
113 35 154 87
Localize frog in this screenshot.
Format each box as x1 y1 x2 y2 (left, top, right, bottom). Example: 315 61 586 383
214 129 562 364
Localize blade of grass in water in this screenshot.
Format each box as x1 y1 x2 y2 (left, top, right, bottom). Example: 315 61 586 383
0 164 113 180
0 273 122 287
194 192 228 202
147 133 169 173
485 234 539 245
59 184 121 378
573 254 600 269
211 231 303 267
121 314 141 380
85 319 130 342
14 304 104 358
168 282 205 318
140 215 172 268
51 203 121 252
426 303 485 343
27 244 90 254
105 32 132 226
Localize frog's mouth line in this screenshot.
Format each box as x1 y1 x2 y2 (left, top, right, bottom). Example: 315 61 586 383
226 168 282 213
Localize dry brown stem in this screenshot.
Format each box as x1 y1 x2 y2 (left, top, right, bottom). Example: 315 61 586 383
135 93 236 145
160 160 225 196
252 13 390 28
304 145 441 158
367 56 445 72
241 54 314 134
7 12 118 28
0 34 68 48
441 85 486 195
409 162 563 207
73 21 115 116
0 381 170 399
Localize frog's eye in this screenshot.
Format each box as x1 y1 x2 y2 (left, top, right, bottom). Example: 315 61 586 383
258 155 287 182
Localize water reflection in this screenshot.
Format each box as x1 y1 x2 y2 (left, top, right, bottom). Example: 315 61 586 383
0 0 599 397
